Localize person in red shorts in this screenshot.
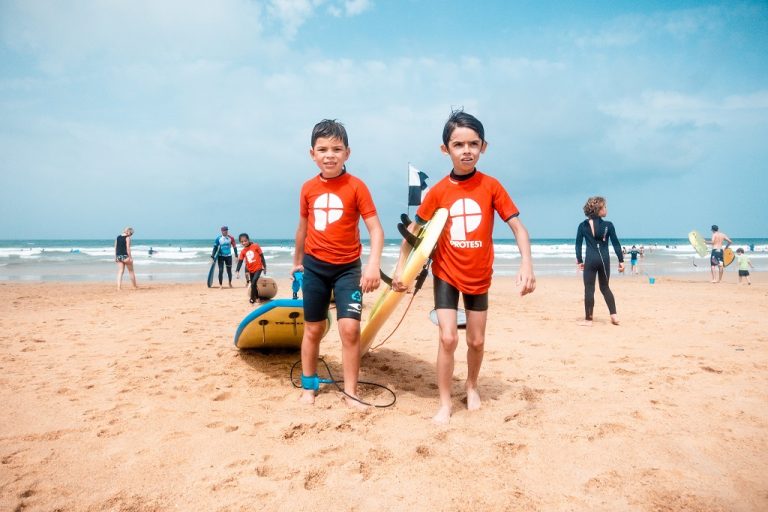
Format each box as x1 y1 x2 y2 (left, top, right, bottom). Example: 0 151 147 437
393 110 536 424
235 233 267 304
291 119 384 409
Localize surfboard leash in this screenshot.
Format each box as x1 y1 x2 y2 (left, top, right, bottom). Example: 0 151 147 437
369 262 431 352
290 358 397 408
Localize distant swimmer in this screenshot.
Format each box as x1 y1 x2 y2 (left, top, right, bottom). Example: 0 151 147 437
211 226 238 288
115 226 138 290
576 196 624 326
148 247 155 257
707 225 732 283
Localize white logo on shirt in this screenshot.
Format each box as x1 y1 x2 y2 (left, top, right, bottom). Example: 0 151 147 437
313 193 343 231
448 198 483 248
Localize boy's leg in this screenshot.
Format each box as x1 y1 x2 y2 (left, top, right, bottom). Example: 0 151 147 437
298 255 332 405
332 262 365 408
338 318 364 408
299 320 327 404
217 257 224 286
435 309 459 423
464 307 488 411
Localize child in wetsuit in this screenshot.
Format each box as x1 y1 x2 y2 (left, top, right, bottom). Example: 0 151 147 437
291 119 384 408
392 110 536 424
575 196 625 326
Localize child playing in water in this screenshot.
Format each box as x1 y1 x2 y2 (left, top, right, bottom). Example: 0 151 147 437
392 110 536 424
292 119 384 408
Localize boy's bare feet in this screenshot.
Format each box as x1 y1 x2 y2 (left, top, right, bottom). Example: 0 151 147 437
432 405 452 424
344 396 369 411
466 388 481 411
610 314 620 325
298 390 315 405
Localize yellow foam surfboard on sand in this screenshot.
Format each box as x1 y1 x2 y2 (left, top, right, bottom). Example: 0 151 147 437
359 208 448 356
234 299 331 350
688 230 707 258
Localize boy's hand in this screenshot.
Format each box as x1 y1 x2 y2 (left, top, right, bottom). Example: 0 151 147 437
390 273 408 292
290 265 304 277
618 262 625 273
516 267 536 296
360 264 381 293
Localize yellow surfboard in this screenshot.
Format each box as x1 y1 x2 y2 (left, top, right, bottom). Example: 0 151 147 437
688 230 707 258
234 299 331 350
359 208 448 356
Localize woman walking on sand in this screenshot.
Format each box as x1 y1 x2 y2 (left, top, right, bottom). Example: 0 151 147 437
575 197 624 326
115 227 138 290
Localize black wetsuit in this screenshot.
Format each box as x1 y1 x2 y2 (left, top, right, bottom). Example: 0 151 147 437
575 217 624 321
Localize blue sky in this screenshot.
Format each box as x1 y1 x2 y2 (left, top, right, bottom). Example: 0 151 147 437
1 0 766 239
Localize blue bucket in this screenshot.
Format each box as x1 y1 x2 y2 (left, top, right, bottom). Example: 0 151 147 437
648 277 656 284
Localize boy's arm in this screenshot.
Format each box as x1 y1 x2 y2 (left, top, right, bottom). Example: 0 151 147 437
261 252 267 273
361 214 384 293
211 238 219 259
507 217 535 296
292 217 308 273
230 236 238 257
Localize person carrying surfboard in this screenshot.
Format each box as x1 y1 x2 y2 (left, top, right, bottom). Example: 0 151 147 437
392 110 536 424
235 233 267 304
211 226 238 288
292 119 384 409
708 225 732 283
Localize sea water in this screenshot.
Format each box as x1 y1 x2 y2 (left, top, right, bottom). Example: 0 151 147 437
0 238 766 282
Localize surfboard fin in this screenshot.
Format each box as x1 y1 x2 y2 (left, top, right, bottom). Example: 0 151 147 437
398 222 420 248
379 269 392 286
400 213 412 226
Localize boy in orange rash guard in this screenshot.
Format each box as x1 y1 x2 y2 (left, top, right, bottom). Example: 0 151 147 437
393 110 536 424
292 119 384 409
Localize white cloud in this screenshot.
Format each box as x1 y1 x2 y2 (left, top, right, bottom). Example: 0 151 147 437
574 6 725 48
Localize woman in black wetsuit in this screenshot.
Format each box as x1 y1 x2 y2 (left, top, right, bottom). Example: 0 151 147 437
575 196 624 325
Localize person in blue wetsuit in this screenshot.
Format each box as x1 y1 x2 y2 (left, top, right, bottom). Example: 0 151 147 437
211 225 238 288
575 196 625 326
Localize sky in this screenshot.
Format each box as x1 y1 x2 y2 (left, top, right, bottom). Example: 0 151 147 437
1 0 767 239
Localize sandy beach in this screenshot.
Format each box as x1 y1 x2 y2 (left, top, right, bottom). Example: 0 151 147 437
1 274 767 511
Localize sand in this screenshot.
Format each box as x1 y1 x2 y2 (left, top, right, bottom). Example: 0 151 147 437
1 274 767 511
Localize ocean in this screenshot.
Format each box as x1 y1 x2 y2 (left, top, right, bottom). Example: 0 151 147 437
1 238 766 282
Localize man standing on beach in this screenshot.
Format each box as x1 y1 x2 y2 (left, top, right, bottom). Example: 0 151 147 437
708 225 732 283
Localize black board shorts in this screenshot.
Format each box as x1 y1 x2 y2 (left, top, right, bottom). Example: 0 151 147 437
710 249 724 266
433 275 488 312
302 254 362 322
739 270 750 277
